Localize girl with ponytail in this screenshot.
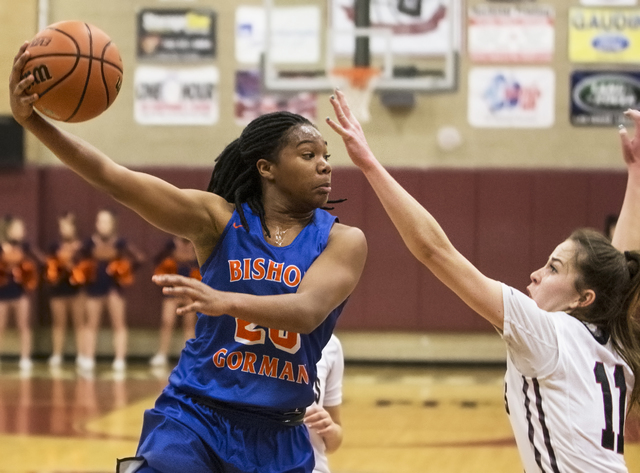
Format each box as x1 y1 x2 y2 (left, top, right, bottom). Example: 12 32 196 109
10 44 366 473
328 89 640 472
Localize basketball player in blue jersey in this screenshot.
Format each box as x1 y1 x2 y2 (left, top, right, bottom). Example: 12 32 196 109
10 44 367 473
328 89 640 472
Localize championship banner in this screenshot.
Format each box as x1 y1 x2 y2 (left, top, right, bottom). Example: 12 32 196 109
570 70 640 126
468 4 555 63
468 67 555 128
569 8 640 63
137 8 216 61
134 66 219 125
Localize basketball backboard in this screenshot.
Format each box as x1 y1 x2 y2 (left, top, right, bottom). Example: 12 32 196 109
260 0 460 93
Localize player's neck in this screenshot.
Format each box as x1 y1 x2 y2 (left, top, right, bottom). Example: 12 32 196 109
262 193 314 228
263 206 313 229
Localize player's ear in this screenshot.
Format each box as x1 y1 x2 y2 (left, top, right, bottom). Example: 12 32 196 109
256 159 275 181
572 289 596 309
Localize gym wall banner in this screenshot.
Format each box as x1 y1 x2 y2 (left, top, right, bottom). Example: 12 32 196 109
134 66 219 125
468 4 555 63
467 67 555 128
234 70 317 125
137 9 216 61
570 70 640 126
569 8 640 63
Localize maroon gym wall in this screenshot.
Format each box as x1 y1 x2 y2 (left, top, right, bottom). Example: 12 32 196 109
0 166 627 333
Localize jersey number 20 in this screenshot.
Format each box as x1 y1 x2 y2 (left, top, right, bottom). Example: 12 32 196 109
594 362 626 454
234 319 301 354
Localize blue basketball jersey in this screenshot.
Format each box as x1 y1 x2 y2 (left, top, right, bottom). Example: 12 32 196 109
169 203 346 410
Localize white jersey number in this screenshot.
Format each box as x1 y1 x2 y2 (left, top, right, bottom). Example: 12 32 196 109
594 362 626 454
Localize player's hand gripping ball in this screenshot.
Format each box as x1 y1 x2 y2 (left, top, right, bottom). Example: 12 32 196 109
21 20 123 123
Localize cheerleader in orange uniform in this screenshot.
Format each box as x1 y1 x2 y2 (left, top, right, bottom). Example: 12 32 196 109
45 213 87 368
80 210 144 372
149 237 199 367
0 217 43 372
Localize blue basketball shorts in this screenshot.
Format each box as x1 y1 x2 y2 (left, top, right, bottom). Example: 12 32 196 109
117 385 315 473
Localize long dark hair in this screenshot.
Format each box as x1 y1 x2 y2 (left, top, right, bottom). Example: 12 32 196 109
568 228 640 410
207 111 314 237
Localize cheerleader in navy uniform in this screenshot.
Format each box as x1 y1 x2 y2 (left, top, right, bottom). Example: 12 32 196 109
80 209 145 372
0 216 44 372
11 50 367 473
45 212 87 368
149 237 199 367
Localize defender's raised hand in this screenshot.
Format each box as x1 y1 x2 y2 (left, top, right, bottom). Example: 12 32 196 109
326 89 377 170
621 109 640 172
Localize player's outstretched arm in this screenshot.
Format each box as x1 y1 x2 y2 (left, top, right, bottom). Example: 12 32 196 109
326 90 504 329
613 110 640 252
9 43 228 250
153 223 367 333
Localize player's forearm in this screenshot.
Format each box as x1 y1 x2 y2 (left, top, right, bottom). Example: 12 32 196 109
21 112 125 196
612 170 640 252
222 291 328 334
360 159 454 266
322 423 344 453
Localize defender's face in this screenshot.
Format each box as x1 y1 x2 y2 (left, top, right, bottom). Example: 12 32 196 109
272 125 332 210
95 211 115 237
527 240 582 313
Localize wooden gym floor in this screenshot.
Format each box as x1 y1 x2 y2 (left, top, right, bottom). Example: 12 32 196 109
0 361 639 473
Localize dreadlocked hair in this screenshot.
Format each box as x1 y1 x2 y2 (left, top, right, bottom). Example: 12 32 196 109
207 111 342 237
567 228 640 412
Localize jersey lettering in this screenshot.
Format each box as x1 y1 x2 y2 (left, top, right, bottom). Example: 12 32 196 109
283 266 302 287
252 258 266 279
228 258 302 287
229 260 242 282
266 260 284 282
211 348 309 384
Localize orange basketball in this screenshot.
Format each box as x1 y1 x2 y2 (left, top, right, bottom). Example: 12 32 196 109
21 20 123 123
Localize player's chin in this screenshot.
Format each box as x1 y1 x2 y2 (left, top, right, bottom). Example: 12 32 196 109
315 194 331 209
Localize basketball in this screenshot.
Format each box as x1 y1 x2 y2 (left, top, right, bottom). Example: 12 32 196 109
21 20 123 123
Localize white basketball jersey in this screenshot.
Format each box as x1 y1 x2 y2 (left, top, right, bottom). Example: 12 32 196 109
501 284 634 473
309 335 344 473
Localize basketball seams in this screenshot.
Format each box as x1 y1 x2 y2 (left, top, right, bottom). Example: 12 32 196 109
24 53 123 74
100 42 112 106
65 23 94 122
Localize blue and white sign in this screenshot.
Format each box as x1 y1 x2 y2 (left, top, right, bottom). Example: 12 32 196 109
468 67 555 128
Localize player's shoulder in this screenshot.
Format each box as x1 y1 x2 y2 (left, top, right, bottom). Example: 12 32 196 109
329 222 366 248
187 189 235 233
